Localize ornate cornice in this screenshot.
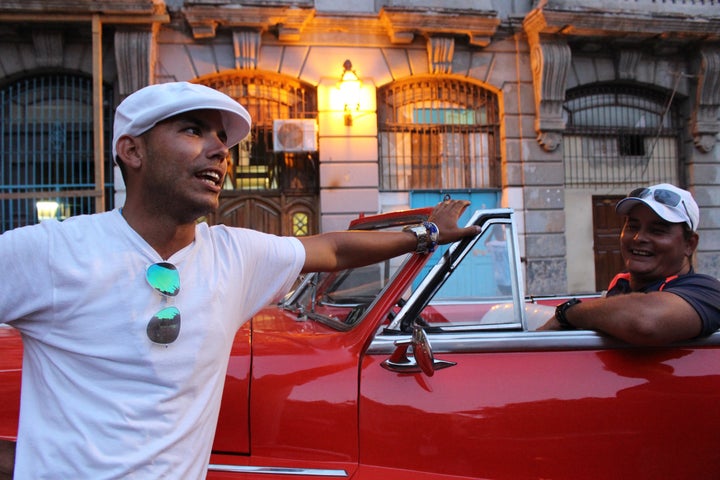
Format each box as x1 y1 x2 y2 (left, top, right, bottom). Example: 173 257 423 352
182 4 315 40
525 4 720 153
379 7 500 47
536 10 719 40
0 0 162 14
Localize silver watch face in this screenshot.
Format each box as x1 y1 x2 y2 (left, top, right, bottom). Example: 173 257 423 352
405 224 429 253
411 225 429 251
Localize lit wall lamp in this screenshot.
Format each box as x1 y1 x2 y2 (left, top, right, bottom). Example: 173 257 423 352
36 200 59 221
338 59 361 126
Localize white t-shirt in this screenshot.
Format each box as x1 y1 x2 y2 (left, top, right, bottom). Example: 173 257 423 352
0 210 305 479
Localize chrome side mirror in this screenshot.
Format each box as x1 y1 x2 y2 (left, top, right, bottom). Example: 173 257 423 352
381 324 456 376
412 324 436 376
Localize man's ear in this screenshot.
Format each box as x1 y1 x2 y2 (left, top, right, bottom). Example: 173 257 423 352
115 135 143 169
686 231 700 256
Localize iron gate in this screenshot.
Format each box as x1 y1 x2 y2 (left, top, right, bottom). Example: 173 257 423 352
0 74 114 232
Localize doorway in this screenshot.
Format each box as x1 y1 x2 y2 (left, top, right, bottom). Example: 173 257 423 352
592 195 625 291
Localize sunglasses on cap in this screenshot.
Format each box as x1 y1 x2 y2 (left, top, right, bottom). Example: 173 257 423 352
628 187 694 231
145 262 181 345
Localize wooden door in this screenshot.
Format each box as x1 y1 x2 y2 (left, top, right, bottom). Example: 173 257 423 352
208 192 317 237
592 196 625 291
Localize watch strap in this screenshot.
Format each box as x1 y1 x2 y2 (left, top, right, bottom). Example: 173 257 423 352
555 298 581 329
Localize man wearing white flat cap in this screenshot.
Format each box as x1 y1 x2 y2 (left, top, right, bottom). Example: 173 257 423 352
542 183 720 345
0 81 480 478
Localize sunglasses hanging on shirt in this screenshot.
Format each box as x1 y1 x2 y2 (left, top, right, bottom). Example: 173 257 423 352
145 262 181 345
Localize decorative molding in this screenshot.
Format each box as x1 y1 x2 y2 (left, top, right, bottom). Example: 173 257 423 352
524 14 571 152
617 49 643 81
542 0 720 17
693 47 720 153
114 25 157 98
531 39 572 151
182 5 314 41
527 3 720 153
0 0 164 15
32 30 64 67
427 37 454 74
233 30 260 70
379 7 499 47
527 7 720 40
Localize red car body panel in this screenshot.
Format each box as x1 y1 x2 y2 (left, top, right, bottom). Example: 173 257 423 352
3 207 720 479
0 326 21 441
360 347 720 478
214 324 252 453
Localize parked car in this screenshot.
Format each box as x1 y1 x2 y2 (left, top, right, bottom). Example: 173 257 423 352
2 207 719 479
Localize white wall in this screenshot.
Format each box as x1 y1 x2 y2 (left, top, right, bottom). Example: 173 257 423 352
564 189 597 293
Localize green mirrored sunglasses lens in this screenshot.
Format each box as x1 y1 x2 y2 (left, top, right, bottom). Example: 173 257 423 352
146 262 180 297
147 306 181 344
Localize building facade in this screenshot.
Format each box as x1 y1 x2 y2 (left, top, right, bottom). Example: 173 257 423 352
0 0 718 295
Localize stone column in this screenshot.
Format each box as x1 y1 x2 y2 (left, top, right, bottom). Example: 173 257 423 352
523 16 573 295
690 47 720 278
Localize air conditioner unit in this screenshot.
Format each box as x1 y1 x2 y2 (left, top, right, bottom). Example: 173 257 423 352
273 119 318 152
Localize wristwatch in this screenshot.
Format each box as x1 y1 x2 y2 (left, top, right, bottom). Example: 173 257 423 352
555 298 581 329
403 221 439 254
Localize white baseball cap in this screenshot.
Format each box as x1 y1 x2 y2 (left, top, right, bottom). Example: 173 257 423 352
616 183 699 231
112 81 251 159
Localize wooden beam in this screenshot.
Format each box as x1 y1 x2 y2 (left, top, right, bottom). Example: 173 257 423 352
0 190 103 201
93 14 105 213
0 13 169 24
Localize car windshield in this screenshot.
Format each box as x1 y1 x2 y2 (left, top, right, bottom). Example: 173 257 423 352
284 223 415 330
383 219 526 333
283 208 538 333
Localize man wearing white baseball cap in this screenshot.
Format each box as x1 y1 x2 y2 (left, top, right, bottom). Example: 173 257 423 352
616 183 700 232
111 81 252 161
542 183 720 345
0 81 480 478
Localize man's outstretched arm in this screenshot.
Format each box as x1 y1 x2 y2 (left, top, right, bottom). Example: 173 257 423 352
299 200 480 273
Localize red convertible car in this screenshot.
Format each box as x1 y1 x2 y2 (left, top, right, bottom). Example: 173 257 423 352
2 207 720 479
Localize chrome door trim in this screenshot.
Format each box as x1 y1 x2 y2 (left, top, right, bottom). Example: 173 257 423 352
208 464 348 477
368 330 720 355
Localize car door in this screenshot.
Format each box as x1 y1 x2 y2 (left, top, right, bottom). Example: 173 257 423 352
358 212 720 479
212 323 252 453
361 332 720 479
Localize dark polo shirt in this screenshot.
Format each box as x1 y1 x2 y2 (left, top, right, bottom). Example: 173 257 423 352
607 269 720 337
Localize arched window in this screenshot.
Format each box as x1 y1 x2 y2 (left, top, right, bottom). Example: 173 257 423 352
563 84 683 188
377 77 500 191
198 72 319 236
199 72 318 195
0 74 114 232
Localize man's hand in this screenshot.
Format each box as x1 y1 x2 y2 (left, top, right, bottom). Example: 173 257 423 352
537 315 561 331
428 199 481 245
